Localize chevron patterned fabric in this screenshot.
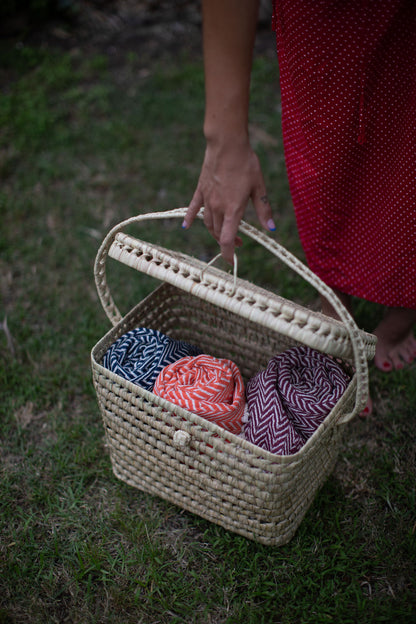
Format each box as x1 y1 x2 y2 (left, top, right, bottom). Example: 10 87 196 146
102 328 202 391
153 355 245 434
245 346 351 455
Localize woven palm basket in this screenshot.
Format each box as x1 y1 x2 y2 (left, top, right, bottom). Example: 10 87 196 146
91 208 376 546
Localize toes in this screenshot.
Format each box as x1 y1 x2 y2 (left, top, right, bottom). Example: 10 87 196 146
373 313 416 372
360 396 373 418
374 353 393 372
403 345 416 364
374 335 416 372
390 352 405 370
390 340 416 368
382 360 393 371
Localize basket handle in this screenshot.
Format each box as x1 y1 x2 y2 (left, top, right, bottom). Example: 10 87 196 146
94 207 370 423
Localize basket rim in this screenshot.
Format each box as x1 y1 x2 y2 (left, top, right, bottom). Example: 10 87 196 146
91 287 357 467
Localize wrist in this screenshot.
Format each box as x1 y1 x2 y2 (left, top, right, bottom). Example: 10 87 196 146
204 132 251 153
204 118 250 149
203 86 250 142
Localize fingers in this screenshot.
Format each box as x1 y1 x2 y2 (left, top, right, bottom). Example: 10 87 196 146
203 204 215 238
183 182 228 250
252 179 276 233
184 147 276 263
183 187 204 229
185 186 276 261
219 210 245 264
206 201 239 263
217 184 276 263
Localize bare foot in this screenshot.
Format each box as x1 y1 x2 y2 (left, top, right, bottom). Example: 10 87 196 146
373 308 416 371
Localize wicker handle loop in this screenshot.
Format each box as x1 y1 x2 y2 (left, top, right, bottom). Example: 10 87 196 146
201 252 238 296
94 208 369 423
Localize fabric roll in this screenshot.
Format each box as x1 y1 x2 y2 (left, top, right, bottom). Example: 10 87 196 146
102 328 202 391
153 354 245 434
245 346 351 455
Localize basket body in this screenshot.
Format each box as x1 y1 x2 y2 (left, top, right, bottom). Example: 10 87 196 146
92 283 356 546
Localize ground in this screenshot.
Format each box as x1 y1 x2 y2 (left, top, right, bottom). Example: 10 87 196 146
1 3 415 621
1 0 276 74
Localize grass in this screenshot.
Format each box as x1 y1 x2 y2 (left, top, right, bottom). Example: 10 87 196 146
0 33 415 624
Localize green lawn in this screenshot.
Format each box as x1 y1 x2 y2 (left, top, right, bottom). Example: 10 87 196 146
0 37 415 624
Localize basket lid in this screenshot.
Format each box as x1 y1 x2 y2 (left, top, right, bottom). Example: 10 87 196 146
106 231 376 363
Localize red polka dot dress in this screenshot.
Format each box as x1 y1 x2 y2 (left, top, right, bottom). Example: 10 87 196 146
272 0 416 309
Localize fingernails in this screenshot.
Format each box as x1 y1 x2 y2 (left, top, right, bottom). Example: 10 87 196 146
382 361 392 370
181 220 188 229
267 218 276 231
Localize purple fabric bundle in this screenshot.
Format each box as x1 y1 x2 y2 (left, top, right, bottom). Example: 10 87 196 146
244 346 351 455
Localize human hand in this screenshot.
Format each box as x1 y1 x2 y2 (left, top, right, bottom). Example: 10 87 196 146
183 139 276 264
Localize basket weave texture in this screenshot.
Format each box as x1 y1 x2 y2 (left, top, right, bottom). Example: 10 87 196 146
91 209 376 545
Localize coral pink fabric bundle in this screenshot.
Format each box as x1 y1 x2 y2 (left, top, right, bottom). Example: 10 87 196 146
153 355 245 434
245 346 350 455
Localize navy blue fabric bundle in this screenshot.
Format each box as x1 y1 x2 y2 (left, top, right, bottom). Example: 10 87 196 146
102 327 203 391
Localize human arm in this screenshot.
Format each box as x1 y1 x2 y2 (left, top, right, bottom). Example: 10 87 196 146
183 0 275 263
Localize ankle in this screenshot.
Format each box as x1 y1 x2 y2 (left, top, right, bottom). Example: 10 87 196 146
321 290 353 320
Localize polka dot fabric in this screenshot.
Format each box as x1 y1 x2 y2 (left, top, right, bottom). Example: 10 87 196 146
272 0 416 309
